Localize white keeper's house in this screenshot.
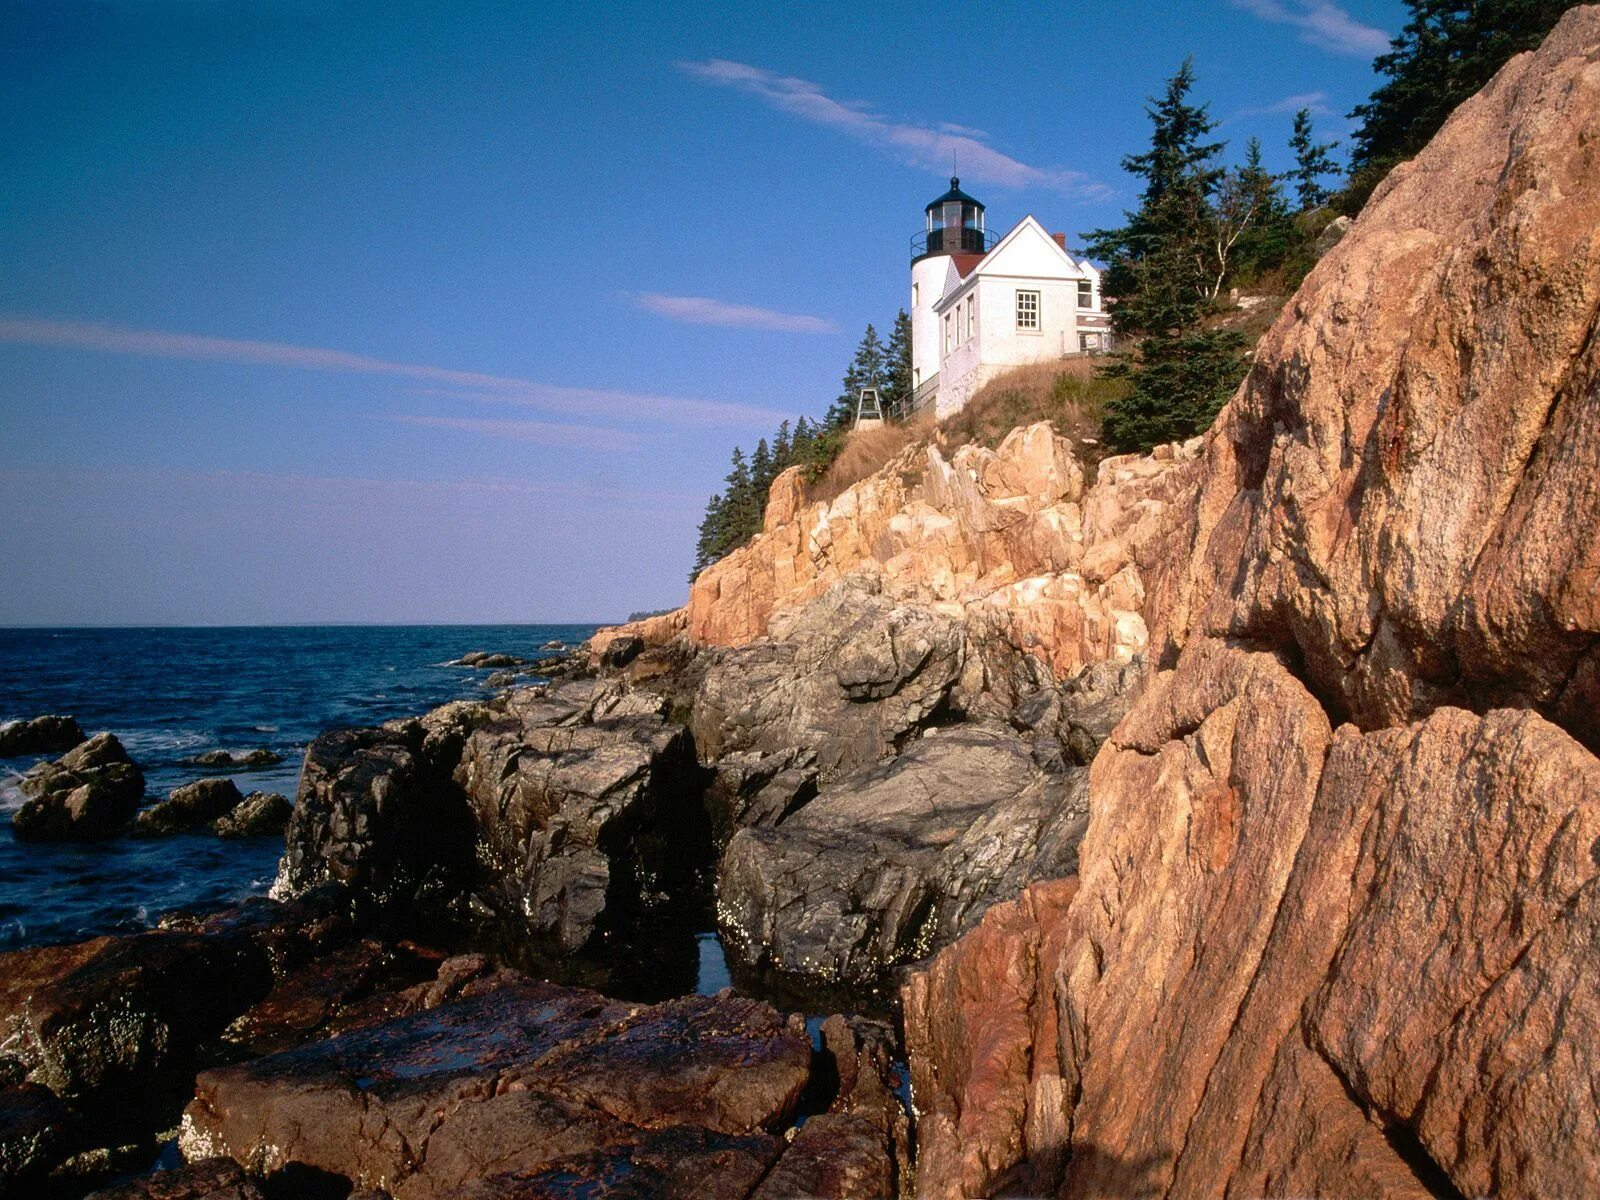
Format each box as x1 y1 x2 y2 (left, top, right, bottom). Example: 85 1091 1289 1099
908 177 1112 419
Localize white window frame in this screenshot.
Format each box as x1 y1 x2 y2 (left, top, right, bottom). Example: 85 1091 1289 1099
1016 289 1040 332
1077 279 1094 309
966 296 975 341
912 282 919 306
944 312 952 355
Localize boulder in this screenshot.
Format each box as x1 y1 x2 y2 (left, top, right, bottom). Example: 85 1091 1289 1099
180 984 810 1199
277 681 709 954
451 682 705 951
597 634 644 670
182 749 282 770
135 778 245 836
0 714 85 757
210 792 291 839
11 733 145 841
448 651 525 669
693 575 965 779
718 725 1074 991
273 725 477 923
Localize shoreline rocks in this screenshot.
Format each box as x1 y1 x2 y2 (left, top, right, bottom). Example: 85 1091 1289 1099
180 749 282 771
0 715 86 758
12 734 146 842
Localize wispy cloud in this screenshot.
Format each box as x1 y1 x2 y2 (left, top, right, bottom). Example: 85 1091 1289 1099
1231 0 1390 56
631 293 836 333
0 315 785 430
679 59 1109 200
388 414 643 451
1226 90 1333 121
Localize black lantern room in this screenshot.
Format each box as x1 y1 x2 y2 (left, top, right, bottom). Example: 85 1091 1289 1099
911 177 997 262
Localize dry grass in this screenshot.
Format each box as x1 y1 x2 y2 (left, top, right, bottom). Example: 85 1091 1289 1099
807 417 933 504
936 359 1128 466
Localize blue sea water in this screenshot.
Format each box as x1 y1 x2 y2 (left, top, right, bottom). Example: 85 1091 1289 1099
0 624 597 952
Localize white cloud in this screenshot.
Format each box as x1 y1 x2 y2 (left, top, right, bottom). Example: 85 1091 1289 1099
1231 0 1391 57
0 314 785 430
631 292 836 333
388 415 642 451
679 59 1109 200
1227 90 1334 121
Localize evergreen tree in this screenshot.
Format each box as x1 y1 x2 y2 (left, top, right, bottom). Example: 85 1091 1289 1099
1085 57 1225 320
690 493 725 582
772 420 792 471
720 446 759 547
750 438 775 501
1230 137 1294 279
1349 1 1579 176
1288 109 1339 210
882 310 913 418
829 324 888 428
1085 59 1248 453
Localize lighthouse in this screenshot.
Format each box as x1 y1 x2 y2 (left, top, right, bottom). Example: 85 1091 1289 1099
909 178 996 413
907 177 1109 419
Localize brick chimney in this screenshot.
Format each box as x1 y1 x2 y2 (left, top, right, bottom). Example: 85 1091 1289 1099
1051 232 1068 250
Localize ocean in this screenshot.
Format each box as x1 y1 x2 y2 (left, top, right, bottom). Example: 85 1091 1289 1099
0 624 600 952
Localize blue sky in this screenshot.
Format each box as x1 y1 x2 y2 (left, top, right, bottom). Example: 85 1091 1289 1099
0 0 1406 624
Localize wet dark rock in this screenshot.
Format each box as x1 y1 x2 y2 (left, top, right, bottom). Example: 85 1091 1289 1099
718 725 1078 991
182 749 283 770
220 938 446 1058
0 1082 78 1191
210 792 291 839
453 683 707 952
484 670 519 688
135 779 246 836
274 725 477 925
597 635 644 671
12 733 145 842
0 714 85 758
692 576 965 780
180 985 809 1199
0 932 258 1133
84 1156 266 1199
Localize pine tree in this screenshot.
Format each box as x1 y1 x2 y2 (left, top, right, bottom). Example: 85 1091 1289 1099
720 446 759 549
882 310 913 419
1230 137 1294 280
1085 59 1248 453
772 419 792 469
1349 1 1579 176
750 438 775 502
1085 58 1225 338
828 324 888 428
690 493 726 582
1288 109 1339 211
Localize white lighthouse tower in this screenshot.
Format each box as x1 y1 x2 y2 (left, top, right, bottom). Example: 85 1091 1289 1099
909 177 995 414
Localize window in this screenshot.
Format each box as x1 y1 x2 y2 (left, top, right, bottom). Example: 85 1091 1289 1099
1078 333 1090 352
912 282 919 306
1016 290 1040 331
1077 279 1094 309
966 297 976 341
944 313 953 355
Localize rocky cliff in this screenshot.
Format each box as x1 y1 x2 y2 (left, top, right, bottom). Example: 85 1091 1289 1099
901 10 1600 1199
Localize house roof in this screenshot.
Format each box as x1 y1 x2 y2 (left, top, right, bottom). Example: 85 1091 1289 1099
933 215 1094 312
950 253 985 278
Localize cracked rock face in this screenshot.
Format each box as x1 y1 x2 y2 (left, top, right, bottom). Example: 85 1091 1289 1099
179 983 811 1200
692 574 965 780
276 680 708 954
903 12 1600 1197
718 725 1084 992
